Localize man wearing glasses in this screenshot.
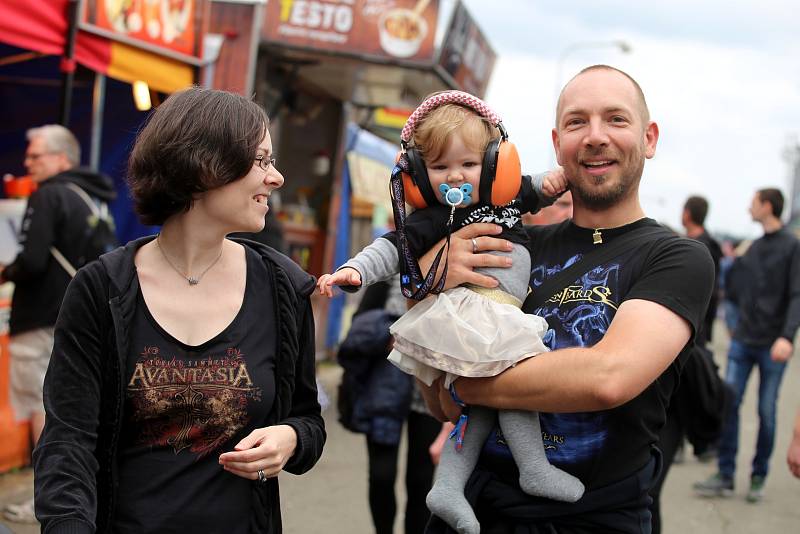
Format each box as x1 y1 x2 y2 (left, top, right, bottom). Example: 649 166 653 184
1 125 116 524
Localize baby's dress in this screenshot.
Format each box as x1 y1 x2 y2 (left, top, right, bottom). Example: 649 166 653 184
388 243 549 387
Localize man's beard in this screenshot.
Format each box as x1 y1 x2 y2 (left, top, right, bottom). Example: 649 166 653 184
569 154 644 211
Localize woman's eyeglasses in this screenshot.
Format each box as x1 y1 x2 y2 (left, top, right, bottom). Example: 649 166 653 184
255 155 276 171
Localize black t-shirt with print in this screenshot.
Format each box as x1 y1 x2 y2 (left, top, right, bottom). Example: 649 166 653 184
114 247 277 534
478 218 714 490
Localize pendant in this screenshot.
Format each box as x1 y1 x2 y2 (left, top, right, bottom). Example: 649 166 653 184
188 277 199 285
592 229 603 245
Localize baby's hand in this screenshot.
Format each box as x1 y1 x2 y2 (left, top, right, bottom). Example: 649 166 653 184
541 167 568 199
317 267 362 297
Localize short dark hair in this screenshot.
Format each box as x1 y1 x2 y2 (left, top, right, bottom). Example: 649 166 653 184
128 86 268 225
684 195 709 225
757 188 784 218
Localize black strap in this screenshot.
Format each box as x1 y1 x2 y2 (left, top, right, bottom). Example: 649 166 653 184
522 225 664 313
388 159 454 300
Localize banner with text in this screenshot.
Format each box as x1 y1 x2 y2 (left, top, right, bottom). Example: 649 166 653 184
263 0 439 62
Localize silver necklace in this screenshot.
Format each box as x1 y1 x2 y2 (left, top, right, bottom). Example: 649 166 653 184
156 234 224 286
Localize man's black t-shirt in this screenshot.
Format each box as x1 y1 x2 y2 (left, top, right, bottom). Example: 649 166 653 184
114 247 277 534
478 218 714 490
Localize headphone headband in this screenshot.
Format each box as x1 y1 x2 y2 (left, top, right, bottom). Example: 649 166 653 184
400 91 504 145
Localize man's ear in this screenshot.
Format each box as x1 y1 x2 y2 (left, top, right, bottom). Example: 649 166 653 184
551 128 562 165
644 121 659 159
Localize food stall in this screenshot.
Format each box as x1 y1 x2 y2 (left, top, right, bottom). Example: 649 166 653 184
252 0 497 352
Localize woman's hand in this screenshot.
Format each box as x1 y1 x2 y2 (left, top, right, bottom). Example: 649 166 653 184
218 424 298 480
418 223 513 291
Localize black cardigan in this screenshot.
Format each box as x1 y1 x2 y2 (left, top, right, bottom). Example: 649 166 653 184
32 237 326 533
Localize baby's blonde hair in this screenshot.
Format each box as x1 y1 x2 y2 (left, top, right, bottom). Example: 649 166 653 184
412 103 497 163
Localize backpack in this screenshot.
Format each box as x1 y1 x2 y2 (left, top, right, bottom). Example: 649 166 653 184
677 344 734 451
49 183 118 277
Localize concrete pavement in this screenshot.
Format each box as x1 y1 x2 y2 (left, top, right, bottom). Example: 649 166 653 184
2 320 799 533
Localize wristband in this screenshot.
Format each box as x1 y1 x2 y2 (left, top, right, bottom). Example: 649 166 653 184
449 382 466 407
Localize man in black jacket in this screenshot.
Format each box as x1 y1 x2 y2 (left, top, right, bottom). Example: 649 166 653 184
695 188 800 503
1 124 116 523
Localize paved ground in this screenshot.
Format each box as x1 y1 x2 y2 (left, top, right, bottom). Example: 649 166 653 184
2 320 799 533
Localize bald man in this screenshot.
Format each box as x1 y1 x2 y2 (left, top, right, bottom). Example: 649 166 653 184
420 66 714 533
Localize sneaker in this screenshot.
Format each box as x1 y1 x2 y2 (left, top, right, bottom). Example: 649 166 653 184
746 476 765 503
693 473 734 497
3 498 37 523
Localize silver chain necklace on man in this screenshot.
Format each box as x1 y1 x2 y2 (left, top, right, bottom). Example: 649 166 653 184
156 234 224 286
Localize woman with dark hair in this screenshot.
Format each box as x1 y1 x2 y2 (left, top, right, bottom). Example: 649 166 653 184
32 86 326 533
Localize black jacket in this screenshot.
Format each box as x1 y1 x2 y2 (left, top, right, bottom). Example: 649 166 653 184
32 237 326 533
731 228 800 345
3 167 116 335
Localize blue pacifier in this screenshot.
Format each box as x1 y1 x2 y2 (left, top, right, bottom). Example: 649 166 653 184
438 183 473 207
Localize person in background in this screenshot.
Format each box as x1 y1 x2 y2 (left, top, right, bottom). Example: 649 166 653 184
32 87 325 533
522 189 573 226
670 195 724 463
681 195 722 347
1 124 116 524
694 188 800 503
648 195 728 533
338 275 442 534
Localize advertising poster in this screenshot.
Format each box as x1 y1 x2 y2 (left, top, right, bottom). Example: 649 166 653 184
263 0 439 63
80 0 207 60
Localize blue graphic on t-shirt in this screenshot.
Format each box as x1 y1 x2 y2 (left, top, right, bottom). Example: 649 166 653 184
483 254 622 467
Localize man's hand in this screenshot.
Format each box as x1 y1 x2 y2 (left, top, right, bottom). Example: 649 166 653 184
771 337 793 362
317 267 361 297
417 223 512 291
541 167 568 199
437 381 464 424
788 409 800 479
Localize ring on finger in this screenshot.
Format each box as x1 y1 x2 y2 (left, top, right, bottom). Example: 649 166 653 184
257 469 267 483
471 238 478 254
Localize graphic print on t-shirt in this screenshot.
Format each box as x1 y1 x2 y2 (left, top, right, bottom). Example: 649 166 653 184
126 346 262 458
532 254 621 464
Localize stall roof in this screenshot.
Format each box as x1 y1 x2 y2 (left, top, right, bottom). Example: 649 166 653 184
263 46 450 109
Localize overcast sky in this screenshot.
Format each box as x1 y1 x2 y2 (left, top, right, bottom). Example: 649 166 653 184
454 0 800 238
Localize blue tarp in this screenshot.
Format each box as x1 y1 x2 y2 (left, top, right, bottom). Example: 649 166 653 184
324 123 397 349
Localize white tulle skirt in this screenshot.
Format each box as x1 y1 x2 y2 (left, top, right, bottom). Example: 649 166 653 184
387 286 550 387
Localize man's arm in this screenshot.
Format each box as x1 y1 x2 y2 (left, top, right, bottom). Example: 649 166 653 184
439 299 692 418
773 240 800 362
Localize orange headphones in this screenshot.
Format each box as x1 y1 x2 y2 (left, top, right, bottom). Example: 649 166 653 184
399 91 521 209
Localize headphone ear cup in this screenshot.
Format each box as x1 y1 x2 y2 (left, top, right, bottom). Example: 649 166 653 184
402 148 431 209
479 137 501 204
491 141 521 205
